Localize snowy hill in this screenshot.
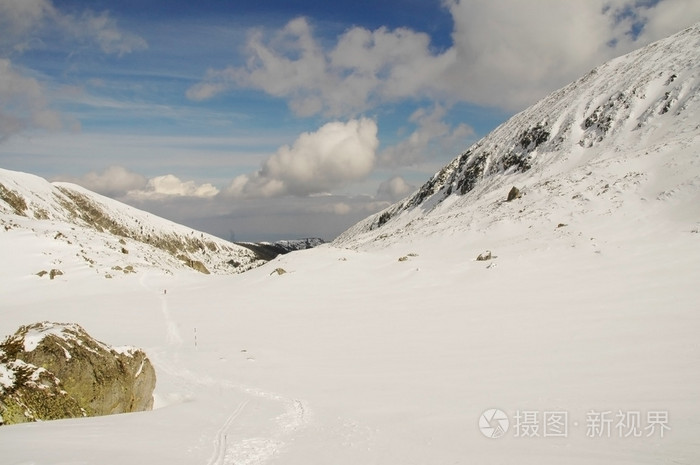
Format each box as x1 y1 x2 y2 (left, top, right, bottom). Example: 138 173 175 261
0 168 265 278
1 23 699 465
335 22 700 250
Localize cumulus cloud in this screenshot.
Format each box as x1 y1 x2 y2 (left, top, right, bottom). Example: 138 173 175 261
127 174 219 200
63 166 147 197
188 2 700 114
186 17 451 116
438 0 699 109
225 118 379 198
376 176 416 202
640 0 700 38
63 166 218 200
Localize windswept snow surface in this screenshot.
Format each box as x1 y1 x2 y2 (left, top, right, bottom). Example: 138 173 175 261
2 24 700 465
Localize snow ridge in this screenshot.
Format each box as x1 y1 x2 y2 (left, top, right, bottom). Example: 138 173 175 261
0 169 265 277
334 22 700 248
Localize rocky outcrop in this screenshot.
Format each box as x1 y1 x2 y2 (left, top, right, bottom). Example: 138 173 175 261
506 186 522 201
333 24 700 247
177 255 211 274
0 358 85 424
1 169 266 276
0 322 156 425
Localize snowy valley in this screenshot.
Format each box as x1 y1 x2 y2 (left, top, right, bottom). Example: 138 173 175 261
1 23 699 465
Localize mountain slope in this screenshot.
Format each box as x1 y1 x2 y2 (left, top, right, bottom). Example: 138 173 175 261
0 168 264 278
335 22 700 249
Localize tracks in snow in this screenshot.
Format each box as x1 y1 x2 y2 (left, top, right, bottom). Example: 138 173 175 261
138 272 182 346
140 273 310 465
207 400 250 465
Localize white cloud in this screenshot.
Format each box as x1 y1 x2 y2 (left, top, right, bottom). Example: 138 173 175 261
187 18 330 115
79 11 147 56
63 166 147 197
439 0 651 109
0 0 146 139
0 0 54 53
0 0 146 56
127 174 219 200
642 0 700 38
0 59 63 140
435 0 700 109
58 166 219 200
376 176 415 202
225 118 379 198
188 2 700 114
186 17 451 116
185 81 229 102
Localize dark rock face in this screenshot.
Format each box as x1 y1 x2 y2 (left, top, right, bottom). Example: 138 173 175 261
0 322 156 425
507 186 522 202
49 269 64 280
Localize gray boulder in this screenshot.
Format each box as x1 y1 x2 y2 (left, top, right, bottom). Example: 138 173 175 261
0 322 156 425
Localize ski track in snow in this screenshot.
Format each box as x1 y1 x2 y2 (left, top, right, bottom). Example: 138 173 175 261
152 356 310 465
160 293 183 346
139 273 310 465
139 273 182 346
207 400 250 465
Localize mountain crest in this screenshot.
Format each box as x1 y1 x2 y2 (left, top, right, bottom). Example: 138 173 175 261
336 23 700 245
0 169 264 277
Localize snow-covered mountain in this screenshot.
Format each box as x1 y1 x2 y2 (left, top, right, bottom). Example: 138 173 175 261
1 23 699 465
0 168 265 277
335 22 700 249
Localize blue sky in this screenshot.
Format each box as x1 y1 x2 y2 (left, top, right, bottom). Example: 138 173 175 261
1 0 698 241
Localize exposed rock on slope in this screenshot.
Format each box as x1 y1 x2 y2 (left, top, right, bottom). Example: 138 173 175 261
0 170 265 276
334 23 700 248
0 322 156 425
237 237 326 261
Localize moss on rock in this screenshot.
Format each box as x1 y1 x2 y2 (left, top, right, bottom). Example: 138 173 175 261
0 322 156 425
